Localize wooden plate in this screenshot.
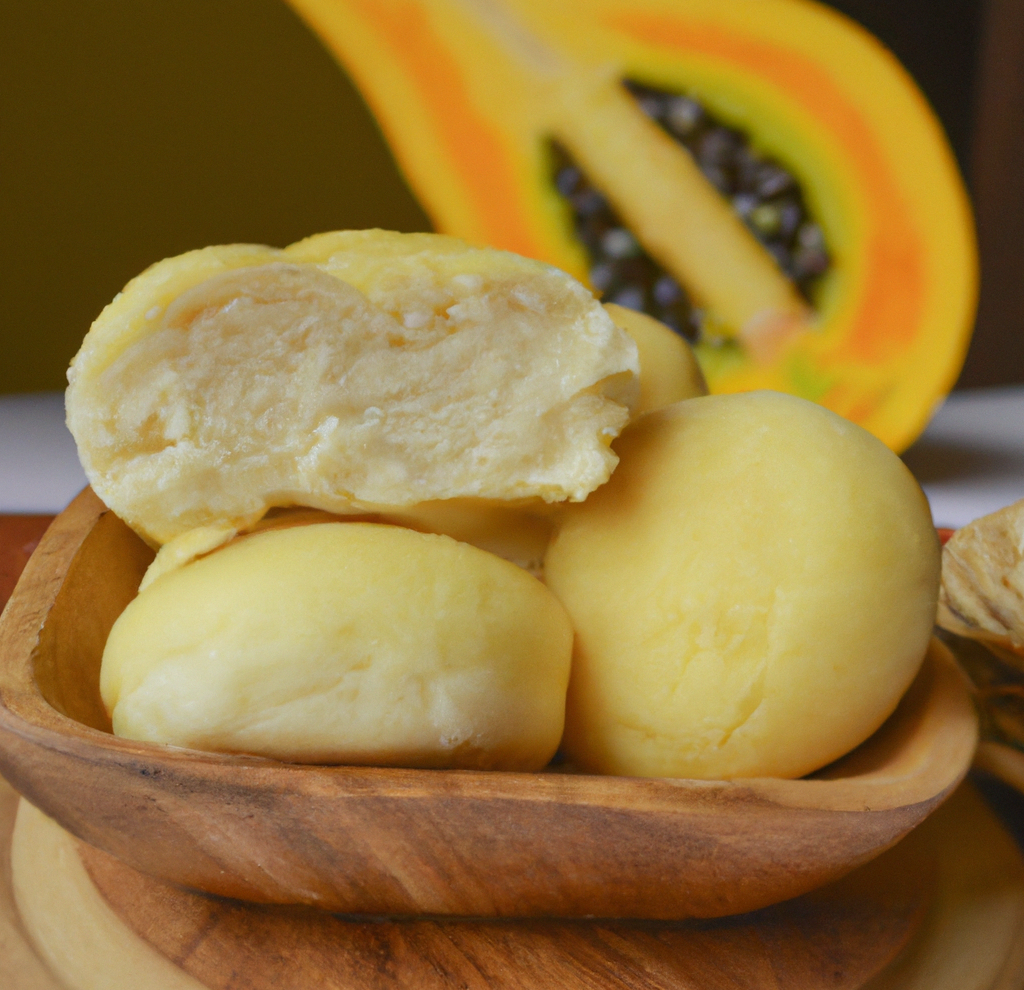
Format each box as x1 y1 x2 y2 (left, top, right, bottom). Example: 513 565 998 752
11 787 933 990
8 782 1024 990
0 491 978 919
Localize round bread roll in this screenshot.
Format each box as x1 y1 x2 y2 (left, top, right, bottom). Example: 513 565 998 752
67 230 638 545
544 391 940 780
101 521 573 770
380 499 554 576
139 501 555 590
603 303 707 416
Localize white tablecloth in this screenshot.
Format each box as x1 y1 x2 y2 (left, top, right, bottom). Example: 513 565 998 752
2 388 1023 527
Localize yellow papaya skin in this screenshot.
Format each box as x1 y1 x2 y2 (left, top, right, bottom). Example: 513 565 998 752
285 0 977 452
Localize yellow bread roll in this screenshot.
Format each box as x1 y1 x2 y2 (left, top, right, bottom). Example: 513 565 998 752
545 391 940 780
140 502 554 589
67 230 638 545
102 521 573 770
379 499 553 576
603 303 708 416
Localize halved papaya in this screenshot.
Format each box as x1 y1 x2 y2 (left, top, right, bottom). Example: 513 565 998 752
285 0 977 451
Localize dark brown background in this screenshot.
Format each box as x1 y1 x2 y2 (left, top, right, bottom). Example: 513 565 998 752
1 0 1020 395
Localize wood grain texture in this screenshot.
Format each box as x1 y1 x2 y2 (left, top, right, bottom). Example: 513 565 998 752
78 815 933 990
9 779 1024 990
974 741 1024 796
0 491 979 918
8 781 1024 990
0 782 63 990
861 783 1024 990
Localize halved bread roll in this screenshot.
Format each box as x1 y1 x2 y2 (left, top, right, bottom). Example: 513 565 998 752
67 230 638 545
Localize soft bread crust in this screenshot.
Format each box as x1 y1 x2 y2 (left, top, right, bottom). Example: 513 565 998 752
545 391 941 780
101 522 573 769
602 303 707 416
67 230 638 545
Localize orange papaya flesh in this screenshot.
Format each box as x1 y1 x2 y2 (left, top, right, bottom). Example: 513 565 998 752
285 0 977 453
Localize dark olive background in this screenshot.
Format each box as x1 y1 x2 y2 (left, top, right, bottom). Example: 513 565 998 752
1 0 1020 395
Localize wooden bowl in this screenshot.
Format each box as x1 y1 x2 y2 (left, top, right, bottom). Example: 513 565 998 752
0 488 978 920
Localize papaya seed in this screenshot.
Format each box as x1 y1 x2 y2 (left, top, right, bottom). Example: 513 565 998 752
551 80 831 348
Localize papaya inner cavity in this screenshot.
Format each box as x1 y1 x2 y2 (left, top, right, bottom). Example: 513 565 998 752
550 79 831 347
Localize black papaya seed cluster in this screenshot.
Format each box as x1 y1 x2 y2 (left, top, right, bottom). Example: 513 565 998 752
550 79 831 345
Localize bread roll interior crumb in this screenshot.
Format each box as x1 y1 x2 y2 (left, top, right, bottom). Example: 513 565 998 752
67 232 638 545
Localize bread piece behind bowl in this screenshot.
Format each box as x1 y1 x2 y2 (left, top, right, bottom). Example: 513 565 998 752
67 230 638 546
602 302 707 416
